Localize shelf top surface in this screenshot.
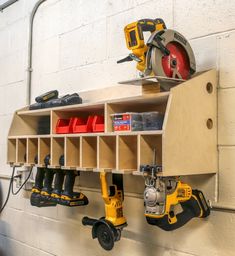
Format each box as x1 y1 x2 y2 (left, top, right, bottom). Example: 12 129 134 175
17 92 170 116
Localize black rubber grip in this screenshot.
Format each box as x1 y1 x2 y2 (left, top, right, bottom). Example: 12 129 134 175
63 171 76 195
146 196 202 231
43 168 54 191
82 216 97 226
53 170 65 194
192 190 210 218
34 167 45 190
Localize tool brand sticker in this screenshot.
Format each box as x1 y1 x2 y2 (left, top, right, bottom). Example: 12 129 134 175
174 32 187 45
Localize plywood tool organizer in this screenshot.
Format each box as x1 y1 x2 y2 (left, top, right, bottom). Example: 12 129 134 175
7 70 217 176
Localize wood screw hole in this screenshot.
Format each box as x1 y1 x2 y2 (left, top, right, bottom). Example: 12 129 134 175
206 82 213 94
207 119 213 129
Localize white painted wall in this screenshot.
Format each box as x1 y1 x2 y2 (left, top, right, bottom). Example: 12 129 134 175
0 0 235 255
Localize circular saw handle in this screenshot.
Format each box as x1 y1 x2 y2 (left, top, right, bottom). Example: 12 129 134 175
138 18 166 33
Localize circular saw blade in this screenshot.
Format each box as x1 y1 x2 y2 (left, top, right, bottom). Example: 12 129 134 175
150 29 196 79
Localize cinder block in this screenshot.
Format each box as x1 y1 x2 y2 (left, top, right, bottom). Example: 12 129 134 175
0 234 52 256
107 9 137 59
218 32 235 88
172 210 235 256
31 71 61 103
9 18 28 53
59 19 107 70
106 0 137 17
218 146 235 205
0 27 10 58
133 0 173 25
174 0 235 38
0 0 25 30
190 35 218 72
0 86 7 115
218 88 235 145
0 51 25 86
33 0 61 42
59 0 106 34
107 0 173 59
33 36 60 75
5 82 26 115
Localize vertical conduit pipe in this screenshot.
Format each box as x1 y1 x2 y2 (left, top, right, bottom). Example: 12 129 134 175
26 0 47 105
0 0 18 11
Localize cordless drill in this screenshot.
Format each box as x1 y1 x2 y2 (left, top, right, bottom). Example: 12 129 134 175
30 155 57 207
53 155 89 207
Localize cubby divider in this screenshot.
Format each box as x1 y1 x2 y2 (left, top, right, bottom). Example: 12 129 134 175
118 135 138 171
39 138 51 166
139 135 162 166
7 139 16 164
17 138 27 164
81 136 97 169
65 137 80 169
98 135 116 170
27 138 38 165
51 137 65 167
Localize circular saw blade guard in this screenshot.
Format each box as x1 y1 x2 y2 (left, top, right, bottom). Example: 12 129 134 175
148 29 196 79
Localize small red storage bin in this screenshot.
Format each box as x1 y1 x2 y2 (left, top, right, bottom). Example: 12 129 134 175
56 118 75 134
72 116 94 133
92 115 104 132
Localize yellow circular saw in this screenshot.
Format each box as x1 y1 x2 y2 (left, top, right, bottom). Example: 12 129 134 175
117 18 196 80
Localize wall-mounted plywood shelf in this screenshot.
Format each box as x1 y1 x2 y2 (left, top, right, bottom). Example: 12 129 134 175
7 70 217 176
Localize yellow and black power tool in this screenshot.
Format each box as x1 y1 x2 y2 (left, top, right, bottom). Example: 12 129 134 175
82 172 127 251
118 18 196 79
141 165 210 230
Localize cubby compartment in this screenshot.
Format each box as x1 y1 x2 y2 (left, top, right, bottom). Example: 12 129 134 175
106 95 168 132
17 138 27 164
139 135 162 167
52 103 105 134
99 136 116 170
7 139 16 164
27 138 38 165
118 135 138 171
39 138 51 166
9 115 50 136
7 70 217 176
65 137 80 168
82 137 97 169
51 137 65 167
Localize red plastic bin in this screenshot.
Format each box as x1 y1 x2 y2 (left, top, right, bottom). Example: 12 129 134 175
56 118 75 134
72 116 94 133
92 115 104 132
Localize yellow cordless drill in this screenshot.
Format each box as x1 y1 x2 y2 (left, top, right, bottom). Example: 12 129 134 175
82 172 127 251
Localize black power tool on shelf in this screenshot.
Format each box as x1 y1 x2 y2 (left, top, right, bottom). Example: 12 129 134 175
29 90 82 110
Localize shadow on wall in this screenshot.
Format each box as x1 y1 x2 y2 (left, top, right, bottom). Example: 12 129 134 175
0 180 12 256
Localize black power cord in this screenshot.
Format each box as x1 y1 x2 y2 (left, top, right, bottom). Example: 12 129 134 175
0 166 33 213
11 166 33 196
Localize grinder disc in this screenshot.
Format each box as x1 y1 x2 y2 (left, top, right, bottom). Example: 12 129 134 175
150 29 196 79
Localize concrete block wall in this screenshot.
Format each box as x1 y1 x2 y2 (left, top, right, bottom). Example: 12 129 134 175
0 0 235 255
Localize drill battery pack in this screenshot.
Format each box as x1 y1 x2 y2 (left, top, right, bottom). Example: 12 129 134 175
29 93 82 110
